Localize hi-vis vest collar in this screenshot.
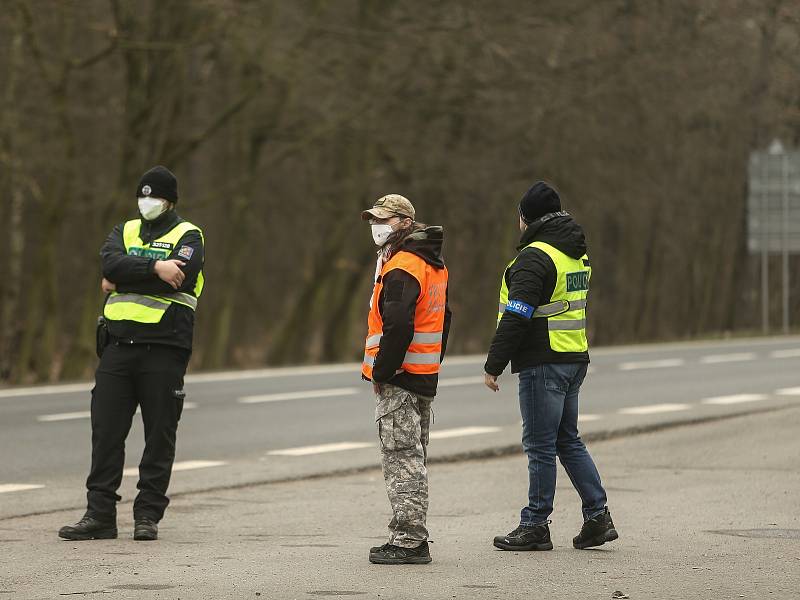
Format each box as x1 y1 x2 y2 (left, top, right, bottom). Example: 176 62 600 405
104 219 204 325
497 240 590 353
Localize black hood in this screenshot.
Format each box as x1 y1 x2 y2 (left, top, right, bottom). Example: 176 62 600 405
398 226 445 268
517 212 587 259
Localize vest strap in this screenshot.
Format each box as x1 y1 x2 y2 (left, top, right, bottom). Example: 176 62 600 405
106 294 170 310
548 319 586 331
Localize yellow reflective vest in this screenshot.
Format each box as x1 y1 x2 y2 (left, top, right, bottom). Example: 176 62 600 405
498 241 590 353
104 219 204 324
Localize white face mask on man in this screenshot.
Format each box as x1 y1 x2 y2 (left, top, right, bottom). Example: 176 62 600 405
371 223 396 246
138 197 169 221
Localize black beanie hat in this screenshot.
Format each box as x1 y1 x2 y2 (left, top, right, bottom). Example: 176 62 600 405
518 181 561 224
136 166 178 202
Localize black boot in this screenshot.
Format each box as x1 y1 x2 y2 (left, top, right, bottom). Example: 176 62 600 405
573 508 618 549
133 517 158 541
493 523 553 551
369 541 432 564
58 515 117 541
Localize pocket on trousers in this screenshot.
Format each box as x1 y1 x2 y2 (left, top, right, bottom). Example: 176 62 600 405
543 365 570 393
378 404 416 451
174 388 186 422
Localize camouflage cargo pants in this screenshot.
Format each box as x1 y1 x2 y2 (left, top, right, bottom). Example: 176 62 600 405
375 383 433 549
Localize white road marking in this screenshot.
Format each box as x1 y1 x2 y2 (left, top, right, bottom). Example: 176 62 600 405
438 376 485 387
37 410 91 422
267 442 372 457
37 402 197 422
776 387 800 396
578 414 602 422
0 383 93 399
619 359 685 371
6 336 800 399
619 403 691 415
0 484 46 494
771 348 800 359
700 353 757 364
238 387 359 404
123 460 227 477
701 393 767 405
428 426 500 440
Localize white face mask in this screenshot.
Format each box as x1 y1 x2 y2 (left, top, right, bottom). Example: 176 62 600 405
138 197 168 221
371 223 396 246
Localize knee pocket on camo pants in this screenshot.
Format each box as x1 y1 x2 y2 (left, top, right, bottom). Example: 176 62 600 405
377 404 417 451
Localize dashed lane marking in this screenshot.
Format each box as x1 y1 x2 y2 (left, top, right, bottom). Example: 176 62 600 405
701 393 768 405
771 348 800 359
238 387 359 404
619 403 691 415
38 402 197 422
700 353 757 364
578 414 602 422
0 484 45 494
123 460 227 477
619 359 685 371
428 426 500 440
776 387 800 396
267 442 372 457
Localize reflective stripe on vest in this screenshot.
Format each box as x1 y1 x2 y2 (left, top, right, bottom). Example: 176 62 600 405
104 219 204 324
365 331 443 349
496 241 590 353
362 251 448 380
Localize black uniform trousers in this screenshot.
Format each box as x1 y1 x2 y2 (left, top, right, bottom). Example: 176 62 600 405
86 342 189 522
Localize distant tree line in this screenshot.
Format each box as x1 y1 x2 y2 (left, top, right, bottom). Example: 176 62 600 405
1 0 798 383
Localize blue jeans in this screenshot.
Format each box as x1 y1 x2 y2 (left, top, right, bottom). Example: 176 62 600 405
518 363 607 526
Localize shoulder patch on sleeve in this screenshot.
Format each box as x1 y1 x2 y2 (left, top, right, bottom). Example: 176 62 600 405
505 299 535 319
177 245 194 260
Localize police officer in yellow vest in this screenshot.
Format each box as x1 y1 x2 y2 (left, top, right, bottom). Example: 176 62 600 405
59 166 204 542
484 182 618 552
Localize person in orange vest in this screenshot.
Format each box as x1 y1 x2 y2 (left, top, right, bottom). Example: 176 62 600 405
361 194 451 565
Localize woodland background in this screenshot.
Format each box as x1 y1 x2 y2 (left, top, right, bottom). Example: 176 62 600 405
1 0 798 383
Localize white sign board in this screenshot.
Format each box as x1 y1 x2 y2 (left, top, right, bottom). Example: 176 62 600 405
747 142 800 254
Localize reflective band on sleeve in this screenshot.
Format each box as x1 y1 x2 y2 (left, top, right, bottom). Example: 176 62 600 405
412 331 443 344
533 300 570 317
366 334 382 348
106 294 171 310
499 302 507 313
402 352 441 365
363 354 375 367
548 319 586 331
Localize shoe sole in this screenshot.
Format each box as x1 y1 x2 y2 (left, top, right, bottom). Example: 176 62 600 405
58 528 117 541
573 528 619 549
134 532 158 541
369 555 432 564
493 540 553 551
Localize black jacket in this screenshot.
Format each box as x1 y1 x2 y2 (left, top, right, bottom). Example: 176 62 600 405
484 213 589 376
101 210 204 351
369 226 452 397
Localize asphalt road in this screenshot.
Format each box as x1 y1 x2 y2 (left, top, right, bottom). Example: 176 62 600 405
1 335 800 519
5 400 799 598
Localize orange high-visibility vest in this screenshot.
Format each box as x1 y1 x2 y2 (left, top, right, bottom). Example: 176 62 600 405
362 251 448 380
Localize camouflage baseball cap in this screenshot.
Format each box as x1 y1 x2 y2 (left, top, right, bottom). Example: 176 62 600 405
361 194 415 221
